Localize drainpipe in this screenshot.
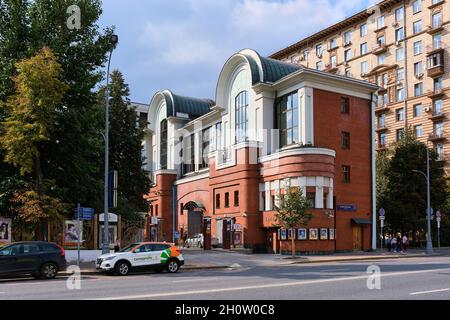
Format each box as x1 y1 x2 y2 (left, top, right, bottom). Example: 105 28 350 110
172 184 177 244
371 92 377 251
402 0 409 129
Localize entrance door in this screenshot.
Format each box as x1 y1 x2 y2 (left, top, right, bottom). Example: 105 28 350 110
187 211 203 237
216 220 223 246
352 226 362 251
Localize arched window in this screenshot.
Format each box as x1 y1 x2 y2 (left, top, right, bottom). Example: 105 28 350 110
160 119 168 170
235 91 249 143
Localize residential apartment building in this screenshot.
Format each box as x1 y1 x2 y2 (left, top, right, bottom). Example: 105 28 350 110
270 0 450 172
143 49 378 254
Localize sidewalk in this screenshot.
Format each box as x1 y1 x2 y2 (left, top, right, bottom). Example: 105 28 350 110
62 248 449 276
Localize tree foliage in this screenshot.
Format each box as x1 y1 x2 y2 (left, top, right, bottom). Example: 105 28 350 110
377 128 449 243
99 70 150 220
274 187 313 256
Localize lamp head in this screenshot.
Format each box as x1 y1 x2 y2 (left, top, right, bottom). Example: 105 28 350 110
111 34 119 45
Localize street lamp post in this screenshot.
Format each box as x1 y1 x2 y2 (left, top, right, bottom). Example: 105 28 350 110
102 34 119 255
412 146 433 254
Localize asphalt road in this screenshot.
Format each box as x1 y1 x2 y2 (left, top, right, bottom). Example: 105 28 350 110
1 256 450 300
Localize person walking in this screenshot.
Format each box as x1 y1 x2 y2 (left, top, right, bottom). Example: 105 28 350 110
396 234 402 252
386 235 392 252
390 236 397 252
402 234 409 253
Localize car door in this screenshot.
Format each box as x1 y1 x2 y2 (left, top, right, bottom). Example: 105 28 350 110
151 244 171 267
17 244 41 272
131 244 154 268
0 245 18 275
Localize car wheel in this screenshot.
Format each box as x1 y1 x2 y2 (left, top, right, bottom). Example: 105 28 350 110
115 261 131 276
166 259 180 273
40 263 58 279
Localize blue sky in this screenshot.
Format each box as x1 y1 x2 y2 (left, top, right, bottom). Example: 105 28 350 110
98 0 376 104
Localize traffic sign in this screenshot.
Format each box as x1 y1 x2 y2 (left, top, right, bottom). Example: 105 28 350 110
436 211 442 218
379 208 385 217
78 207 94 221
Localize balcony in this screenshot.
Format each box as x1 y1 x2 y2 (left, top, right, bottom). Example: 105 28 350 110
427 24 444 35
375 124 388 132
377 143 388 151
427 88 445 99
327 45 339 52
429 111 446 121
375 103 390 114
428 0 445 9
429 131 446 142
372 44 388 55
437 153 446 162
428 64 445 78
325 63 339 73
427 45 444 55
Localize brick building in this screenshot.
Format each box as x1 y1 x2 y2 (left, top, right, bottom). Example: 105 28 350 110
143 49 378 254
270 0 450 173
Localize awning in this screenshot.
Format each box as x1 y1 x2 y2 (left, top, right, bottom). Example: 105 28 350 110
183 201 205 211
352 218 372 225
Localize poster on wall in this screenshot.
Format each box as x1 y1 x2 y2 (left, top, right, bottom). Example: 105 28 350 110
309 228 319 240
280 229 287 241
329 229 336 240
320 228 329 240
99 225 118 246
288 229 295 240
0 217 12 244
297 229 307 240
63 220 83 245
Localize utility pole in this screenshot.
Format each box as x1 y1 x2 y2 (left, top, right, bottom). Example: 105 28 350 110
102 34 119 255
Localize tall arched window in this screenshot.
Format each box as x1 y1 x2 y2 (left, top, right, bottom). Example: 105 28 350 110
160 119 168 170
235 91 249 143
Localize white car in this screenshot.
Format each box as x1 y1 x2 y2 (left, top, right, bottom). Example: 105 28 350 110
185 234 203 248
96 242 184 276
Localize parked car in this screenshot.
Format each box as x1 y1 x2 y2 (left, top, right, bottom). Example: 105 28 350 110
96 242 184 276
185 234 203 248
211 237 220 248
0 241 67 279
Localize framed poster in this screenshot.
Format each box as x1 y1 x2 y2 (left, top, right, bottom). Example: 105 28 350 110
309 228 319 240
63 220 83 246
0 217 12 244
297 228 307 240
329 229 336 240
280 228 287 241
288 228 295 240
99 225 118 246
320 228 329 240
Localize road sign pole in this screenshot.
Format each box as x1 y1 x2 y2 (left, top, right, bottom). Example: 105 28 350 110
77 203 81 268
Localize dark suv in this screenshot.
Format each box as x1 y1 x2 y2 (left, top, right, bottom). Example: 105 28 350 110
0 242 67 279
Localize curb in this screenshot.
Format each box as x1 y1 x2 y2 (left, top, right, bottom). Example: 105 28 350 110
61 265 231 276
290 253 443 264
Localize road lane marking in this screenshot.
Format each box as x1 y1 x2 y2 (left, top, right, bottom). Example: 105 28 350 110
410 289 450 296
91 267 450 300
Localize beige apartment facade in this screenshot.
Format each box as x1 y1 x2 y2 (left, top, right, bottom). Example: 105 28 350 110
271 0 450 173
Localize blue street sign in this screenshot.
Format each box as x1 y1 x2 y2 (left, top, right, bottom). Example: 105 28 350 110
79 207 94 221
337 204 358 212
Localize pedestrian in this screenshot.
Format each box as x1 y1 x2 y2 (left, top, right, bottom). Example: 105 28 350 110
390 236 397 252
396 234 402 252
402 234 409 252
386 235 392 252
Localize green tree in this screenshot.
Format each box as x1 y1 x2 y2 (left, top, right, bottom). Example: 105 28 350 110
0 47 68 231
274 187 313 257
0 0 115 231
378 128 449 244
99 70 151 221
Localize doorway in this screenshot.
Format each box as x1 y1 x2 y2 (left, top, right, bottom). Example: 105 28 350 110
352 225 363 251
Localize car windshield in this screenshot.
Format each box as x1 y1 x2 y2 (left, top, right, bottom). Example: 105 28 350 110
119 243 139 252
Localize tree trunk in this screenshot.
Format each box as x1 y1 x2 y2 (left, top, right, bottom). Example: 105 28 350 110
34 154 48 241
291 229 296 257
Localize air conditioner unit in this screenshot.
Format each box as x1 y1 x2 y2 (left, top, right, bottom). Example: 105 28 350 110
424 106 432 113
299 56 305 61
392 22 399 28
395 41 402 46
396 80 403 86
416 73 424 79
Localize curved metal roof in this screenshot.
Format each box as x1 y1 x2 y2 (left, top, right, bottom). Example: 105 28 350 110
154 90 214 120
